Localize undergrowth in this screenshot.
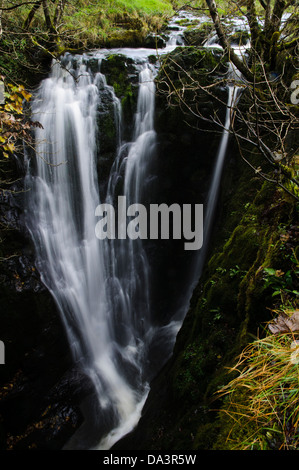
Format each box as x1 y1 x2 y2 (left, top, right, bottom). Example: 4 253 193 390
216 321 299 450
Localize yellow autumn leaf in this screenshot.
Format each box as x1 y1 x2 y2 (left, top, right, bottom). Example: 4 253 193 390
4 142 15 152
5 102 22 114
21 90 31 101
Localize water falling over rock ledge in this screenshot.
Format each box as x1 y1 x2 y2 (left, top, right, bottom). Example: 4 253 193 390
0 11 278 450
0 44 230 450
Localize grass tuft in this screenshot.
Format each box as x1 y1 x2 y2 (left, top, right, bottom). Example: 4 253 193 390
216 310 299 450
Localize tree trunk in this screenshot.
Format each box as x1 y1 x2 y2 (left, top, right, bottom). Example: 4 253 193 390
0 0 2 39
53 0 65 27
42 0 56 35
205 0 254 82
24 1 42 30
246 0 260 50
264 0 271 34
263 0 286 69
269 0 286 36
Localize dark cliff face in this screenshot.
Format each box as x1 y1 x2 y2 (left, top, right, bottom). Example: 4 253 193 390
0 154 86 449
111 142 263 450
146 46 229 328
0 45 232 449
1 43 296 451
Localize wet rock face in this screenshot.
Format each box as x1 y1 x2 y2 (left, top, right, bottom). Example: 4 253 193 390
0 157 84 449
144 32 167 49
183 22 215 46
153 45 228 212
0 364 101 450
94 53 141 197
143 46 230 326
100 53 139 139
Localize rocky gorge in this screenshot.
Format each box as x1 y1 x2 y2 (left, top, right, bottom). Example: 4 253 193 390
0 7 298 451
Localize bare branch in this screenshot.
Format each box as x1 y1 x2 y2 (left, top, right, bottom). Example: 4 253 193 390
1 1 41 11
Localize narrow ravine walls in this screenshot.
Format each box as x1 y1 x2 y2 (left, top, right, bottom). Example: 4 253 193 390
0 17 235 449
1 9 296 451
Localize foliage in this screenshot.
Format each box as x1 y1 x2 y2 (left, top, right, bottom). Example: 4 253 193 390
0 0 175 57
263 258 299 300
0 79 41 187
156 1 299 201
0 81 32 159
212 211 299 450
216 322 299 450
0 0 179 85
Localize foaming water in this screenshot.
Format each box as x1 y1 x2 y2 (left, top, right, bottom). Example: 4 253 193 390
26 55 157 448
24 11 244 449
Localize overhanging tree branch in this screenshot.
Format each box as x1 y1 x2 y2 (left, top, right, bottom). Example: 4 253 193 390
0 1 41 10
205 0 254 82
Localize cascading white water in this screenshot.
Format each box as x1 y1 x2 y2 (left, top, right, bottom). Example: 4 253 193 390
105 63 156 338
25 55 159 449
24 10 247 450
192 18 247 278
195 84 240 277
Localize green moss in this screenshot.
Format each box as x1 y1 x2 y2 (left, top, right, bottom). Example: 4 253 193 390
183 22 214 46
158 46 227 83
100 53 139 141
212 389 261 450
193 183 297 445
172 342 205 402
104 29 146 48
101 53 136 98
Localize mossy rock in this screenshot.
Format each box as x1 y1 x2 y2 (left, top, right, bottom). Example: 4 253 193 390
104 29 145 48
144 32 166 49
100 53 137 99
183 22 214 46
159 45 227 77
229 29 250 46
156 46 228 109
100 53 139 141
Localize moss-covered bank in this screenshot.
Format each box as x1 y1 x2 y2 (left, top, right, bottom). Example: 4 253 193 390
0 0 174 87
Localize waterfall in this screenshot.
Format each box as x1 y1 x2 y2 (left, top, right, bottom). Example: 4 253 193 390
25 54 159 449
194 23 247 278
24 11 245 450
195 84 240 277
